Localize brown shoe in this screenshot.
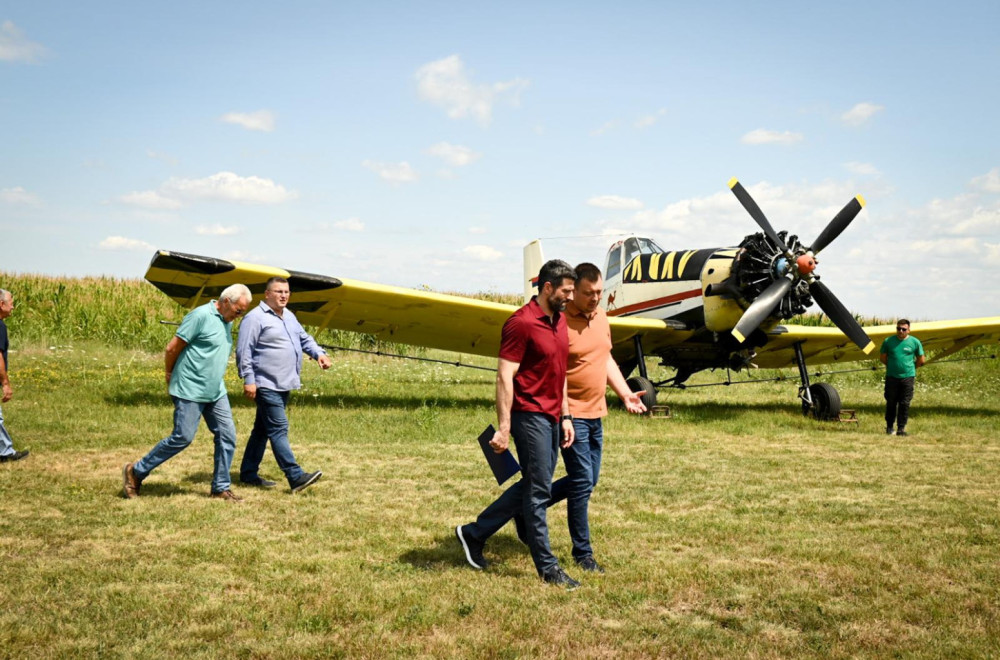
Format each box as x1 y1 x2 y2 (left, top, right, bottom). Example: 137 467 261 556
210 489 243 502
122 462 141 499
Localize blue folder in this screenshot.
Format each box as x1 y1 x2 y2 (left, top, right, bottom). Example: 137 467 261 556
478 424 521 486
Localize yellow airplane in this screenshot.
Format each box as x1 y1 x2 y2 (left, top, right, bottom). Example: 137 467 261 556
144 179 1000 419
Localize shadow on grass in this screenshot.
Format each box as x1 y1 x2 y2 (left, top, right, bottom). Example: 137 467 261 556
668 400 999 420
106 390 495 411
399 530 531 573
120 481 188 498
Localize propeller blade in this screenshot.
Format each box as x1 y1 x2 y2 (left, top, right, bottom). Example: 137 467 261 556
809 280 875 353
809 194 866 255
731 276 793 344
729 178 789 253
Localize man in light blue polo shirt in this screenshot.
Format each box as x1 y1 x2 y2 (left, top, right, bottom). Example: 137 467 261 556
236 276 329 493
122 284 252 501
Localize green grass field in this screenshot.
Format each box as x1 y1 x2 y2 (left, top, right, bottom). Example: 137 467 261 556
1 275 998 658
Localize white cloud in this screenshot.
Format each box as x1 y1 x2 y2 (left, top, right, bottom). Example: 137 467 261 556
99 236 154 251
590 120 617 137
146 150 179 166
634 108 667 129
0 20 46 63
220 110 276 132
986 243 1000 265
362 160 418 183
844 161 880 176
334 217 365 231
118 190 183 210
587 195 643 210
463 244 503 261
426 142 482 167
0 186 39 205
415 54 528 126
741 129 804 145
468 227 487 234
162 171 296 204
970 168 1000 193
118 172 295 209
195 224 240 236
908 236 982 256
841 102 884 126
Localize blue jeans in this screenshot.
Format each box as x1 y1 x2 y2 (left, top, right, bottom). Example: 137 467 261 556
240 388 305 486
464 411 561 574
134 395 237 493
550 418 603 561
0 404 14 457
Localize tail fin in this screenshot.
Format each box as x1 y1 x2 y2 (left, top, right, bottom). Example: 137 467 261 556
522 239 545 303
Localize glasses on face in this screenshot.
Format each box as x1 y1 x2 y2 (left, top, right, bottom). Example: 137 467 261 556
896 327 909 332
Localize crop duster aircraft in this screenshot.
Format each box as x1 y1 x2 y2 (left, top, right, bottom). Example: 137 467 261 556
144 178 1000 419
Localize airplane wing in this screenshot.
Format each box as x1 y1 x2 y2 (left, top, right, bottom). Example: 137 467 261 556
752 318 1000 369
145 250 516 358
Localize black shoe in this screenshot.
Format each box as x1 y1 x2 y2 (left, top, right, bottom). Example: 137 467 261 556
886 427 895 435
240 476 277 488
576 556 605 574
0 449 29 463
290 471 322 493
896 430 908 437
512 514 529 545
541 566 581 590
455 524 488 569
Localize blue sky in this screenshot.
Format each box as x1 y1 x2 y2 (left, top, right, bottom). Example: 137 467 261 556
2 1 999 320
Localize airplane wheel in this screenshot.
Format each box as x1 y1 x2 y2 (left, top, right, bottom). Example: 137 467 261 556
808 382 841 420
625 376 657 412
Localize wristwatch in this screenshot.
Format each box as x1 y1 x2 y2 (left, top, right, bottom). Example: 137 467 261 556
561 414 573 423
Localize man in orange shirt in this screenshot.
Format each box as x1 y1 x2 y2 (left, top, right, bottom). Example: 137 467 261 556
542 262 646 573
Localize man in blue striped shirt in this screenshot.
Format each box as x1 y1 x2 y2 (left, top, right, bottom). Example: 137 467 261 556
236 277 330 493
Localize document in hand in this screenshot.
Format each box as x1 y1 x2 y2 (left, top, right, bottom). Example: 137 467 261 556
477 424 521 486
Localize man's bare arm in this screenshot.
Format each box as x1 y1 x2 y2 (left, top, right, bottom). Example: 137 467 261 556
490 358 519 453
164 335 188 386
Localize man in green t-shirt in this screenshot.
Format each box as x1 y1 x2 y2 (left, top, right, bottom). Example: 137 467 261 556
879 319 925 436
122 284 252 501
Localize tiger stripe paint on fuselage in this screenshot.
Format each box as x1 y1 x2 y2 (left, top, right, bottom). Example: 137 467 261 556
622 249 715 283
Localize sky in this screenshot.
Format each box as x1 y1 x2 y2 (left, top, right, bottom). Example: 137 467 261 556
2 1 999 320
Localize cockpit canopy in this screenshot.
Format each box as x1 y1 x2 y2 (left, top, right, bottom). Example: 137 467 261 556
605 236 665 280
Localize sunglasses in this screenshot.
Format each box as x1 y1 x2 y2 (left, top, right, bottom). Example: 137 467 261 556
896 327 909 331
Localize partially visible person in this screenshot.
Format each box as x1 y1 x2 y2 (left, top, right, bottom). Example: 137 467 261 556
122 284 252 500
544 263 646 574
0 289 29 463
880 319 925 436
456 260 581 589
236 276 328 494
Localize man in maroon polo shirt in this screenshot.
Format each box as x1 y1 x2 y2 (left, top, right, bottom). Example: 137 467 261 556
456 259 582 589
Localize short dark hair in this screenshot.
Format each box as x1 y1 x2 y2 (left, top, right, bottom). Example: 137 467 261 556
573 262 602 283
537 259 576 290
265 276 289 291
896 319 910 327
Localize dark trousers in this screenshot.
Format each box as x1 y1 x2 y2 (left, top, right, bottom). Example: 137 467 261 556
464 411 560 575
884 376 915 431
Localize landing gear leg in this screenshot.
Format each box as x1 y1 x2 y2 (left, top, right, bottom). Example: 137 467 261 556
793 342 813 416
793 342 842 420
625 335 657 410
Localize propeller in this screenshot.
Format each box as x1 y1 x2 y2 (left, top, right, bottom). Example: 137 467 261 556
810 195 866 254
809 280 875 353
731 276 793 344
728 178 790 255
727 179 874 354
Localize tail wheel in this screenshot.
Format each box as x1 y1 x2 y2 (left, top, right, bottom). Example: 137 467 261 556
625 376 657 411
807 382 841 420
